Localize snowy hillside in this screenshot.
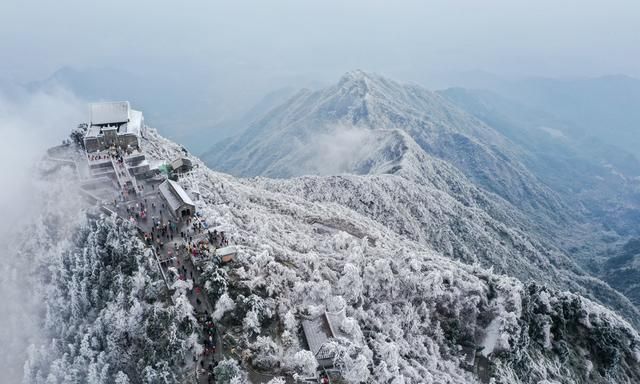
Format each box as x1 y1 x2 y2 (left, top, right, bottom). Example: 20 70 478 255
440 87 640 313
17 156 200 383
17 126 640 383
203 70 571 228
201 71 640 321
154 130 640 383
252 172 640 327
440 87 640 239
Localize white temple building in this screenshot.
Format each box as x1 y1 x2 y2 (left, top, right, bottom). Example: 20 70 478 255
84 101 145 153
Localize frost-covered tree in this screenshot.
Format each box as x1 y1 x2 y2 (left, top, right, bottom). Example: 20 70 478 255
202 262 229 303
250 336 281 370
213 359 246 384
69 124 87 150
289 350 318 379
213 293 236 321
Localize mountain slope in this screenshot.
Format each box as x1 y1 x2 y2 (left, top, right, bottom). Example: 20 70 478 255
21 125 640 383
439 87 640 315
203 70 571 228
16 158 199 384
440 87 640 239
251 171 640 327
600 238 640 307
201 70 640 322
153 130 640 383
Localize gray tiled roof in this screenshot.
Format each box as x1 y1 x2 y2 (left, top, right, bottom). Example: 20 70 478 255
301 309 358 361
159 179 195 213
302 314 334 360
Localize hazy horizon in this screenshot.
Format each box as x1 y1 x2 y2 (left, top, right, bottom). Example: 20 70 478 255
2 0 640 85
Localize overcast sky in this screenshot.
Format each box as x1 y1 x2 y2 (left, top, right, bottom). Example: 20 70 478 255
1 0 639 85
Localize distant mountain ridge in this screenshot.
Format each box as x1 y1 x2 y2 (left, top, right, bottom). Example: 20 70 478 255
439 86 640 307
204 70 572 226
452 74 640 159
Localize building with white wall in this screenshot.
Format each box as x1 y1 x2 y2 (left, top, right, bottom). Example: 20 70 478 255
84 101 145 153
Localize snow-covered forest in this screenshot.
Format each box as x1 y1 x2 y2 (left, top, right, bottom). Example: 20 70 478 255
9 158 198 383
23 215 200 383
137 130 640 383
0 111 633 383
4 76 639 384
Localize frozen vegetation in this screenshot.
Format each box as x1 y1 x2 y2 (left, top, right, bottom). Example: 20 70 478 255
145 130 640 383
24 216 200 383
14 72 640 383
17 159 199 383
203 70 571 229
204 71 640 326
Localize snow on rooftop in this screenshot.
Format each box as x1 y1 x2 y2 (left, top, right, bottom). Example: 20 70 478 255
159 179 195 214
91 101 130 126
301 309 359 361
159 181 184 213
171 157 192 169
85 125 102 138
125 109 143 136
302 314 334 360
167 179 194 206
216 246 237 257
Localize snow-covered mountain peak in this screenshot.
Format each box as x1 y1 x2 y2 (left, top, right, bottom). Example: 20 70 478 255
204 71 571 226
333 70 422 121
337 69 377 86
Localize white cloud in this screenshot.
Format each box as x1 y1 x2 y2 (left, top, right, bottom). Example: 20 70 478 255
0 86 85 382
303 125 375 176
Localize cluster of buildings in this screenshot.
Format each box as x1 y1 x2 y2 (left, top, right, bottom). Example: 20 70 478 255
81 101 194 221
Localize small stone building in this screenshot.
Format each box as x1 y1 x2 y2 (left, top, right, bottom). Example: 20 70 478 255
170 157 193 174
159 179 195 219
216 246 237 263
